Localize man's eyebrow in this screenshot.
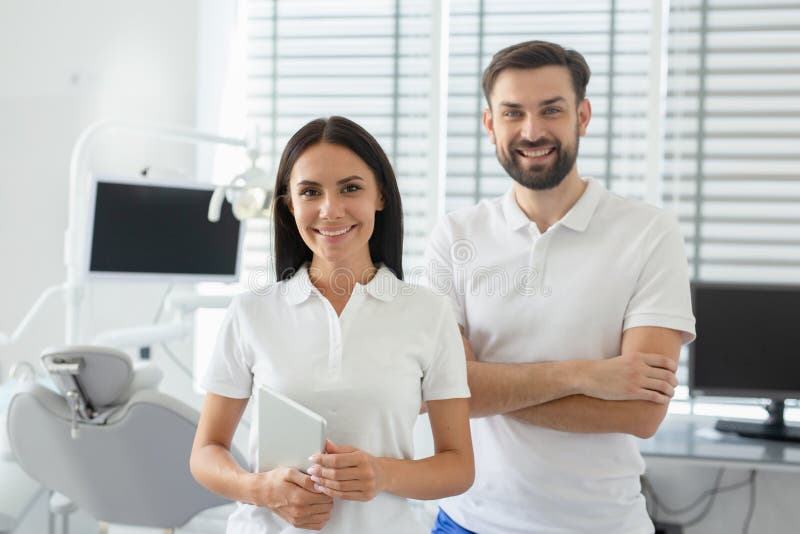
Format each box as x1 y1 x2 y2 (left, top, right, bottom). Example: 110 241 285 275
539 96 567 107
497 97 567 109
295 176 365 187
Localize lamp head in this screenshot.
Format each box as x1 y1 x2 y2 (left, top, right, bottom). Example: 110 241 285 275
207 151 274 222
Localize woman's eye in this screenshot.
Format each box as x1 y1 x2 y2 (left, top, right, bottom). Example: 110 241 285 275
299 189 319 197
342 184 361 193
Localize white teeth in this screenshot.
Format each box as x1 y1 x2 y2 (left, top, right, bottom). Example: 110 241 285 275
318 226 352 237
521 148 552 158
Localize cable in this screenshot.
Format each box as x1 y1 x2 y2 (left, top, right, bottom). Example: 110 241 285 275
643 469 758 530
742 470 756 534
159 343 252 430
641 475 658 522
642 468 724 516
153 283 252 430
681 469 726 528
160 342 195 381
152 283 175 323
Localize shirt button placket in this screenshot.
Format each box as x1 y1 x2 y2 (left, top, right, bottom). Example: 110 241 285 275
528 225 551 297
327 305 343 380
527 226 541 295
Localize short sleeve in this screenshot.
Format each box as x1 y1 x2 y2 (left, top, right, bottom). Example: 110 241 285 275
421 297 471 402
200 296 254 398
623 212 696 344
423 216 466 328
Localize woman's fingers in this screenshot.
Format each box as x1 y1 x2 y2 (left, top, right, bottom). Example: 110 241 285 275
309 450 361 468
308 465 363 481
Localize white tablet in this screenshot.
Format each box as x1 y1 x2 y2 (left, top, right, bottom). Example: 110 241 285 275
256 385 327 474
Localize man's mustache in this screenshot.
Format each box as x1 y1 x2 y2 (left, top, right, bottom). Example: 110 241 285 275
512 139 560 150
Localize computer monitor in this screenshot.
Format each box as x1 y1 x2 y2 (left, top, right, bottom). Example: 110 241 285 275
690 282 800 442
86 178 244 282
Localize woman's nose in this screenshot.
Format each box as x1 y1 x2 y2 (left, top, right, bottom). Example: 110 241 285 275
319 194 345 219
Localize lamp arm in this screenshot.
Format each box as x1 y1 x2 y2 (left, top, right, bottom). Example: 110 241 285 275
0 284 66 346
64 119 249 345
91 319 193 349
208 186 227 222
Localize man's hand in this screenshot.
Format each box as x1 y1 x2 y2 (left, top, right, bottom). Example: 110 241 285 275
308 440 387 501
254 467 333 530
579 351 678 404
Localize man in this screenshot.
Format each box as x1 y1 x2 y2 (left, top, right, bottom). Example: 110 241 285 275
425 41 696 533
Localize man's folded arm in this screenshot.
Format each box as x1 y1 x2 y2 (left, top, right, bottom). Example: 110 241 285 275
465 326 683 438
505 326 683 438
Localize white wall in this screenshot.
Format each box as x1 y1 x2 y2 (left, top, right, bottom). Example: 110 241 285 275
0 0 199 400
0 1 204 532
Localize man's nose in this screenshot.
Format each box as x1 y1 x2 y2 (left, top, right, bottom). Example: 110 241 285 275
520 116 545 142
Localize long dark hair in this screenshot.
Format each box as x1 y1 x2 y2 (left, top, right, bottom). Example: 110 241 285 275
272 116 404 281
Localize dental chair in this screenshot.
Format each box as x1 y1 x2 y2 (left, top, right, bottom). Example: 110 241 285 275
6 346 241 533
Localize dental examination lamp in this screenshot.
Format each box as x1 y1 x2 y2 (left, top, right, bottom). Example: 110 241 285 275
208 145 273 222
0 119 272 349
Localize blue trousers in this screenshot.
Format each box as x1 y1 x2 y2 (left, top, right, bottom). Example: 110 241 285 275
431 508 476 534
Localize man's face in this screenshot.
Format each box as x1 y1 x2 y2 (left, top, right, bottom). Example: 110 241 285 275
483 66 591 190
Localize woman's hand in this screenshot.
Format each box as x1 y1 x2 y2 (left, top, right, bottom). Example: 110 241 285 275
252 467 333 530
307 440 387 501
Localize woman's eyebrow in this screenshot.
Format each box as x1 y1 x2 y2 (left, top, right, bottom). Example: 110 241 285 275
296 175 365 187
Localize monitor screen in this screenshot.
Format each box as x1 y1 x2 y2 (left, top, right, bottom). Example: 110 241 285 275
690 282 800 400
87 178 243 281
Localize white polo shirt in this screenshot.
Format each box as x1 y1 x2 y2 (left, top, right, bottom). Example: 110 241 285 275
425 178 695 534
202 264 470 534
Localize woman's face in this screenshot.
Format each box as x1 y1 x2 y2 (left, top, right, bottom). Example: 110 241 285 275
288 142 384 273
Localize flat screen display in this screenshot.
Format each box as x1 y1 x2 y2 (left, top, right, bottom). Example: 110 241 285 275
690 282 800 399
88 179 242 281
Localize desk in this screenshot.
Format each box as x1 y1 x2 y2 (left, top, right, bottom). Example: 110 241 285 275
638 414 800 473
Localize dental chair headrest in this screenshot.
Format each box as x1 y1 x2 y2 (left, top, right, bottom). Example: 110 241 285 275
41 345 163 413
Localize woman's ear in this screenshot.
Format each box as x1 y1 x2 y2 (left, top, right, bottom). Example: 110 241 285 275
376 193 385 212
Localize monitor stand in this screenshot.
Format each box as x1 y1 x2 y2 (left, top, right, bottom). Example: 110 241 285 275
715 400 800 443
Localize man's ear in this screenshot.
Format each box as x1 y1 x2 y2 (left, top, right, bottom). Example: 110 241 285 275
482 108 496 145
577 98 592 137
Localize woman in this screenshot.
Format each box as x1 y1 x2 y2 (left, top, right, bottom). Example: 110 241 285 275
190 116 474 533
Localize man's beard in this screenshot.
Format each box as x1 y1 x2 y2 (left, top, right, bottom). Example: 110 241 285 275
497 134 579 191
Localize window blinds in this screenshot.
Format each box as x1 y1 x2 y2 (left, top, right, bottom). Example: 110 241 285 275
445 0 653 213
236 1 798 417
665 0 800 284
244 0 434 277
665 0 800 413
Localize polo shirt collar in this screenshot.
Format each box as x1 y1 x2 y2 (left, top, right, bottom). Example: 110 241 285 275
361 264 399 302
283 263 398 305
501 188 530 231
501 177 605 233
284 264 314 305
559 177 604 232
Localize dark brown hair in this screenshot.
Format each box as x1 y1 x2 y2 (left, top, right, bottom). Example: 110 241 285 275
482 40 591 106
272 116 404 281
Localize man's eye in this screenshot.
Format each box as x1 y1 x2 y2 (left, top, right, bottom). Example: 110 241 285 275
504 110 522 118
544 107 561 115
